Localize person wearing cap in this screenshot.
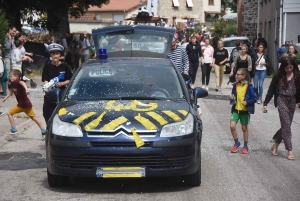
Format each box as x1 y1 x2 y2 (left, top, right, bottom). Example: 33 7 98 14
186 34 203 88
42 43 73 123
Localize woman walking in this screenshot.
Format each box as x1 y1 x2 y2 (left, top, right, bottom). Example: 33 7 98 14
263 58 300 160
213 40 228 91
253 43 269 104
186 34 203 89
230 44 252 80
201 38 214 90
278 44 300 66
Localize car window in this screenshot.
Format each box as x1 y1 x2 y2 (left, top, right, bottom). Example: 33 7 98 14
95 32 171 54
224 39 249 47
67 62 184 101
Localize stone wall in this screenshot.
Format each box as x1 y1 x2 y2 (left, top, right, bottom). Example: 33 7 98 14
158 0 204 26
238 0 258 38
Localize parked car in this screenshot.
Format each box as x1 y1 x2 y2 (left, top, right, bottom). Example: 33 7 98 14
45 25 208 187
222 36 250 73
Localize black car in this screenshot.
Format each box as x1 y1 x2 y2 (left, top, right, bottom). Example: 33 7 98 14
45 25 208 187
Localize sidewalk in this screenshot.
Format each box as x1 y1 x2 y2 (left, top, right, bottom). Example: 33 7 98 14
0 76 45 147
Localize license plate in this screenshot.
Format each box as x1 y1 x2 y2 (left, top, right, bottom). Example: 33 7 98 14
96 167 145 178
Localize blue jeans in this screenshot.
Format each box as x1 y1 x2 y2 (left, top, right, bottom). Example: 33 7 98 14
253 70 266 100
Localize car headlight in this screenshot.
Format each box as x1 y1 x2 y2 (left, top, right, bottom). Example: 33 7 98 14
160 113 194 137
52 114 83 137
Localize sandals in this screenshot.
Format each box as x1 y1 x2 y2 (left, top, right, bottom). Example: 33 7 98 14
287 154 295 160
271 144 278 156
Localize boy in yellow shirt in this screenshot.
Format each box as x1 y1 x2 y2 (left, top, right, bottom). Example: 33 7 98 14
230 68 257 154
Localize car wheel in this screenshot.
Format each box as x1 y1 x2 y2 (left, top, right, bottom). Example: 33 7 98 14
182 165 201 187
47 169 69 187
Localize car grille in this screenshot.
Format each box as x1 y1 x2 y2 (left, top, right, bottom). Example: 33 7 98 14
90 141 152 147
52 154 193 169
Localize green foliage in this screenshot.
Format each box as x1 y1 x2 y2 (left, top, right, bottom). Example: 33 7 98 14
212 19 237 38
0 9 9 56
223 0 237 13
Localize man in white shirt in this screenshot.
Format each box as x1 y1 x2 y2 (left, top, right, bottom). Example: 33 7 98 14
79 34 91 64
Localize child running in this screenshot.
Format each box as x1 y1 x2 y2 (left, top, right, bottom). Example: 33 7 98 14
2 69 46 140
229 68 257 154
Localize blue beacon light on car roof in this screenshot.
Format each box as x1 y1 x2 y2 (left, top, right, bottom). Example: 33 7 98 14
98 48 108 60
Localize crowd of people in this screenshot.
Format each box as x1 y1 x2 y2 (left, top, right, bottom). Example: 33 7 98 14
0 24 300 159
168 28 300 158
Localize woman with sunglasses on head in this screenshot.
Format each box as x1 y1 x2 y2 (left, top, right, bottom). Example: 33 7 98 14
252 43 270 104
263 58 300 160
42 44 72 123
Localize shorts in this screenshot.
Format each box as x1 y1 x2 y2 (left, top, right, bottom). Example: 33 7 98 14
11 66 22 72
8 105 36 117
230 112 250 125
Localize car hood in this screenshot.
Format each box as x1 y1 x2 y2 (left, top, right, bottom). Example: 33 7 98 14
57 100 190 132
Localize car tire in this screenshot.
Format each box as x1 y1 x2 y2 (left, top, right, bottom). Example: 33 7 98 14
182 165 201 187
47 169 69 187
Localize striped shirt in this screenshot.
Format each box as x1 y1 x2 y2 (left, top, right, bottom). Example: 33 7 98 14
168 45 189 73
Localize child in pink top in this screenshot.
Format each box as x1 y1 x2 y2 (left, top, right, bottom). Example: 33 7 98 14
201 38 214 90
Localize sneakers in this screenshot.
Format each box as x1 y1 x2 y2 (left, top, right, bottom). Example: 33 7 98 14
0 112 4 116
41 128 46 141
190 84 195 89
215 86 221 92
231 142 241 153
205 86 209 91
10 128 17 134
242 147 249 154
257 99 261 104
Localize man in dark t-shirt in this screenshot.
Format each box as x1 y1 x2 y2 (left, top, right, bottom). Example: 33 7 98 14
3 69 46 138
213 40 229 91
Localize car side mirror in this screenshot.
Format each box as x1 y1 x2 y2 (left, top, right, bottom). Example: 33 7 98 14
45 88 61 104
193 87 208 99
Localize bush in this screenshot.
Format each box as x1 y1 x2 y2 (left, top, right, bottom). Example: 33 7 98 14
0 9 9 56
212 19 237 38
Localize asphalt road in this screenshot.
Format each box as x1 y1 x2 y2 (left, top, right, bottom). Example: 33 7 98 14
0 73 299 201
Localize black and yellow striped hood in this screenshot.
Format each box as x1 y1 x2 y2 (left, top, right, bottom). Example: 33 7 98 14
57 100 190 131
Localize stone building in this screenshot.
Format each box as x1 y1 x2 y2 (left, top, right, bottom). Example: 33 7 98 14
237 0 258 38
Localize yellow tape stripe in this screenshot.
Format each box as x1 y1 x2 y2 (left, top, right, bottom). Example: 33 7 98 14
104 100 116 110
100 116 128 130
134 115 157 130
58 108 67 116
102 167 143 170
146 112 168 126
103 174 142 178
178 110 188 116
131 127 145 148
73 112 97 125
84 112 106 131
162 110 182 122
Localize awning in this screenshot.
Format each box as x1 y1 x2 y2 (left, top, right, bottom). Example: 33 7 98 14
187 0 193 7
173 0 179 7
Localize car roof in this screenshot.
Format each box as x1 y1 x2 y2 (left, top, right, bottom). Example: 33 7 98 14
222 36 249 41
82 57 173 68
92 25 175 35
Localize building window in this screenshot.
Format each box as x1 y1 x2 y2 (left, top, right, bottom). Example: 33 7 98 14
209 0 214 5
187 0 193 8
172 0 180 7
95 14 101 20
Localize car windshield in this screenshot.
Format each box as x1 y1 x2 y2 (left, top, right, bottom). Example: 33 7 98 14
224 39 248 47
67 60 185 101
94 30 172 56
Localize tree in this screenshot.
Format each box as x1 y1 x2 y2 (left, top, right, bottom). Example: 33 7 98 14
0 9 9 55
222 0 237 13
0 0 110 39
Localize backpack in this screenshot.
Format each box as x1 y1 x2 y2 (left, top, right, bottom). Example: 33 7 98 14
0 57 4 78
230 47 241 65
